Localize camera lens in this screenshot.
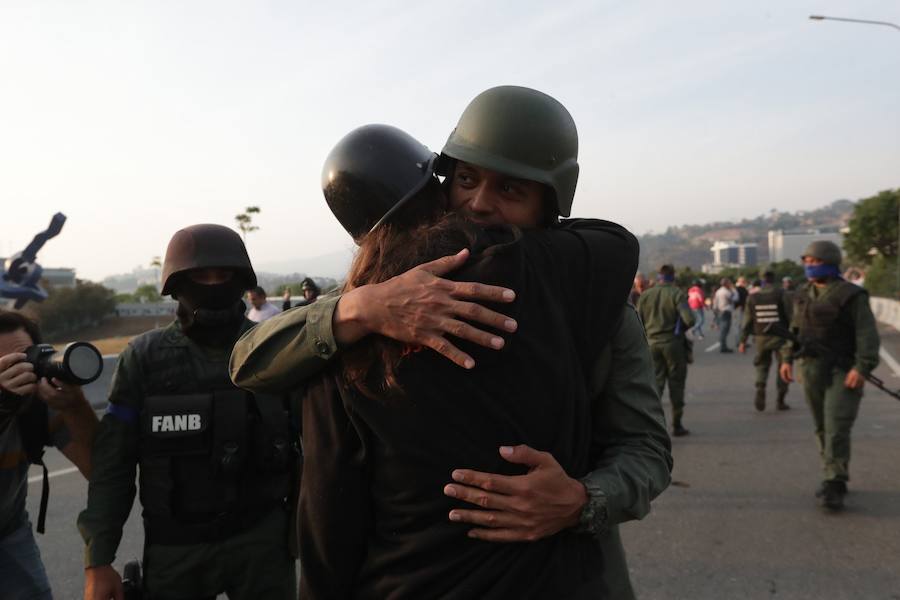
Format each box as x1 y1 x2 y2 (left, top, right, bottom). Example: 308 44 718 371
62 342 103 385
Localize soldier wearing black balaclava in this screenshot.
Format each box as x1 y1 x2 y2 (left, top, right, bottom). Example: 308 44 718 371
79 224 298 600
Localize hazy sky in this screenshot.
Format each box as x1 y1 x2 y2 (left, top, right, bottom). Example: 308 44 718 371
2 1 898 281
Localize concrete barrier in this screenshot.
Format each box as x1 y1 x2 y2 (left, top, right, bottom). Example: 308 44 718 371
870 297 900 331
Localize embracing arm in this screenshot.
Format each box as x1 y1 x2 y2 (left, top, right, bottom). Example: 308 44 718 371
230 250 517 394
230 296 342 393
579 305 672 534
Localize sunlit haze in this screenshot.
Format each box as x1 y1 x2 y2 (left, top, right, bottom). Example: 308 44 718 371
2 0 898 281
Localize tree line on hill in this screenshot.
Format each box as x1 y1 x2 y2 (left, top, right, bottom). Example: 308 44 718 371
639 189 898 298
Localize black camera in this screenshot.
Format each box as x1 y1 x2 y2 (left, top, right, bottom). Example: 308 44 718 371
23 342 103 385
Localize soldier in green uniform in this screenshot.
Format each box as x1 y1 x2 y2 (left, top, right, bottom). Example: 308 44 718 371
778 241 880 511
230 86 672 599
79 224 297 600
636 264 695 436
739 270 791 411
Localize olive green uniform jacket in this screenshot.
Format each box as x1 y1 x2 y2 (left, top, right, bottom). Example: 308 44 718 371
636 284 695 417
635 284 695 345
780 280 880 482
230 297 672 599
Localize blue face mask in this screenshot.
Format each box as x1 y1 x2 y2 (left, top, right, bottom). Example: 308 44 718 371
657 273 675 283
805 264 840 280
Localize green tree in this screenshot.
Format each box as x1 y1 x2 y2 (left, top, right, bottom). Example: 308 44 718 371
150 255 162 285
33 280 117 339
844 189 899 265
132 284 162 303
843 189 899 297
235 206 261 241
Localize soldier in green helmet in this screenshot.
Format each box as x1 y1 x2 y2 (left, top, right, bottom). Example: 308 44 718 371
739 270 791 411
79 224 298 600
230 86 671 598
779 240 880 510
636 264 695 436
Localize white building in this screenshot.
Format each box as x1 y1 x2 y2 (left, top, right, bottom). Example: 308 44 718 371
707 241 758 269
768 229 844 263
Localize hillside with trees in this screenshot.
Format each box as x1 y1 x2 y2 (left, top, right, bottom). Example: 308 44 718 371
637 199 855 275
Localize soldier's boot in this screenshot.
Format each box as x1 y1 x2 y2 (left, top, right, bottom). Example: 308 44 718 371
776 390 790 411
754 387 766 412
816 480 847 511
671 417 690 437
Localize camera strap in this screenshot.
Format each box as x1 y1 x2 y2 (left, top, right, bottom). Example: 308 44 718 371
16 398 51 533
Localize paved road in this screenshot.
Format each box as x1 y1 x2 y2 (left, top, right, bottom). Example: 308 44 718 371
26 328 900 599
622 326 900 600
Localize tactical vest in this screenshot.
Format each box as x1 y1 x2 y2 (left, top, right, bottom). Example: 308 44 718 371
793 280 865 367
750 287 787 336
134 326 296 546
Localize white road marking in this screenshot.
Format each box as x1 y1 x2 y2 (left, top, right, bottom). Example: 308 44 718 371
28 466 79 484
878 347 900 378
705 342 721 353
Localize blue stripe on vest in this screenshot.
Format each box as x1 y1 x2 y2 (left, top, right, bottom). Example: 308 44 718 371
106 402 139 424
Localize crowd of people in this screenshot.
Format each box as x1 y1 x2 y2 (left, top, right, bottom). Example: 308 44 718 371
0 84 883 600
630 254 880 512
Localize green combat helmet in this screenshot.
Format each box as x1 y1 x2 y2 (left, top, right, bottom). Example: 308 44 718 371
801 241 842 266
441 85 580 218
160 224 257 295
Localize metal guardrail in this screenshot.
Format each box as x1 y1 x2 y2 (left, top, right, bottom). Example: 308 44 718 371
870 297 900 330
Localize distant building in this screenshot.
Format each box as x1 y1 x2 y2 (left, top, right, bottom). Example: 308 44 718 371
0 257 76 288
115 301 177 317
703 241 758 273
42 267 77 288
768 229 844 263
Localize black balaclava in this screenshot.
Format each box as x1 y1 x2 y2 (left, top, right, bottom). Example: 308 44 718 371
173 277 247 347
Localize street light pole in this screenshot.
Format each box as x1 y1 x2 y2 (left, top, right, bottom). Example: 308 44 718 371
809 15 900 31
809 14 900 295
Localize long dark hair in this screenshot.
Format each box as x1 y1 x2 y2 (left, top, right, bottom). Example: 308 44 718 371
341 181 477 400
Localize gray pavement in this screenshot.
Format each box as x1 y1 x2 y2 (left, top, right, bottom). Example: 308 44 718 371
623 326 900 600
25 328 900 599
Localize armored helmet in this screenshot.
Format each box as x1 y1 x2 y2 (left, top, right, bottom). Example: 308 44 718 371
440 85 580 218
801 241 842 266
160 224 257 295
321 124 439 240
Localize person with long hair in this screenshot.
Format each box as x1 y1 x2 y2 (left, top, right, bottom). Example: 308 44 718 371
297 124 638 599
234 86 671 599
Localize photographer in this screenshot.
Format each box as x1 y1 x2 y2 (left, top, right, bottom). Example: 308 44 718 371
0 310 98 599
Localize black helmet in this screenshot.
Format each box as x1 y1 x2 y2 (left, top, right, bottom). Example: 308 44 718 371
322 124 439 240
160 224 257 295
441 85 579 217
801 241 842 266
